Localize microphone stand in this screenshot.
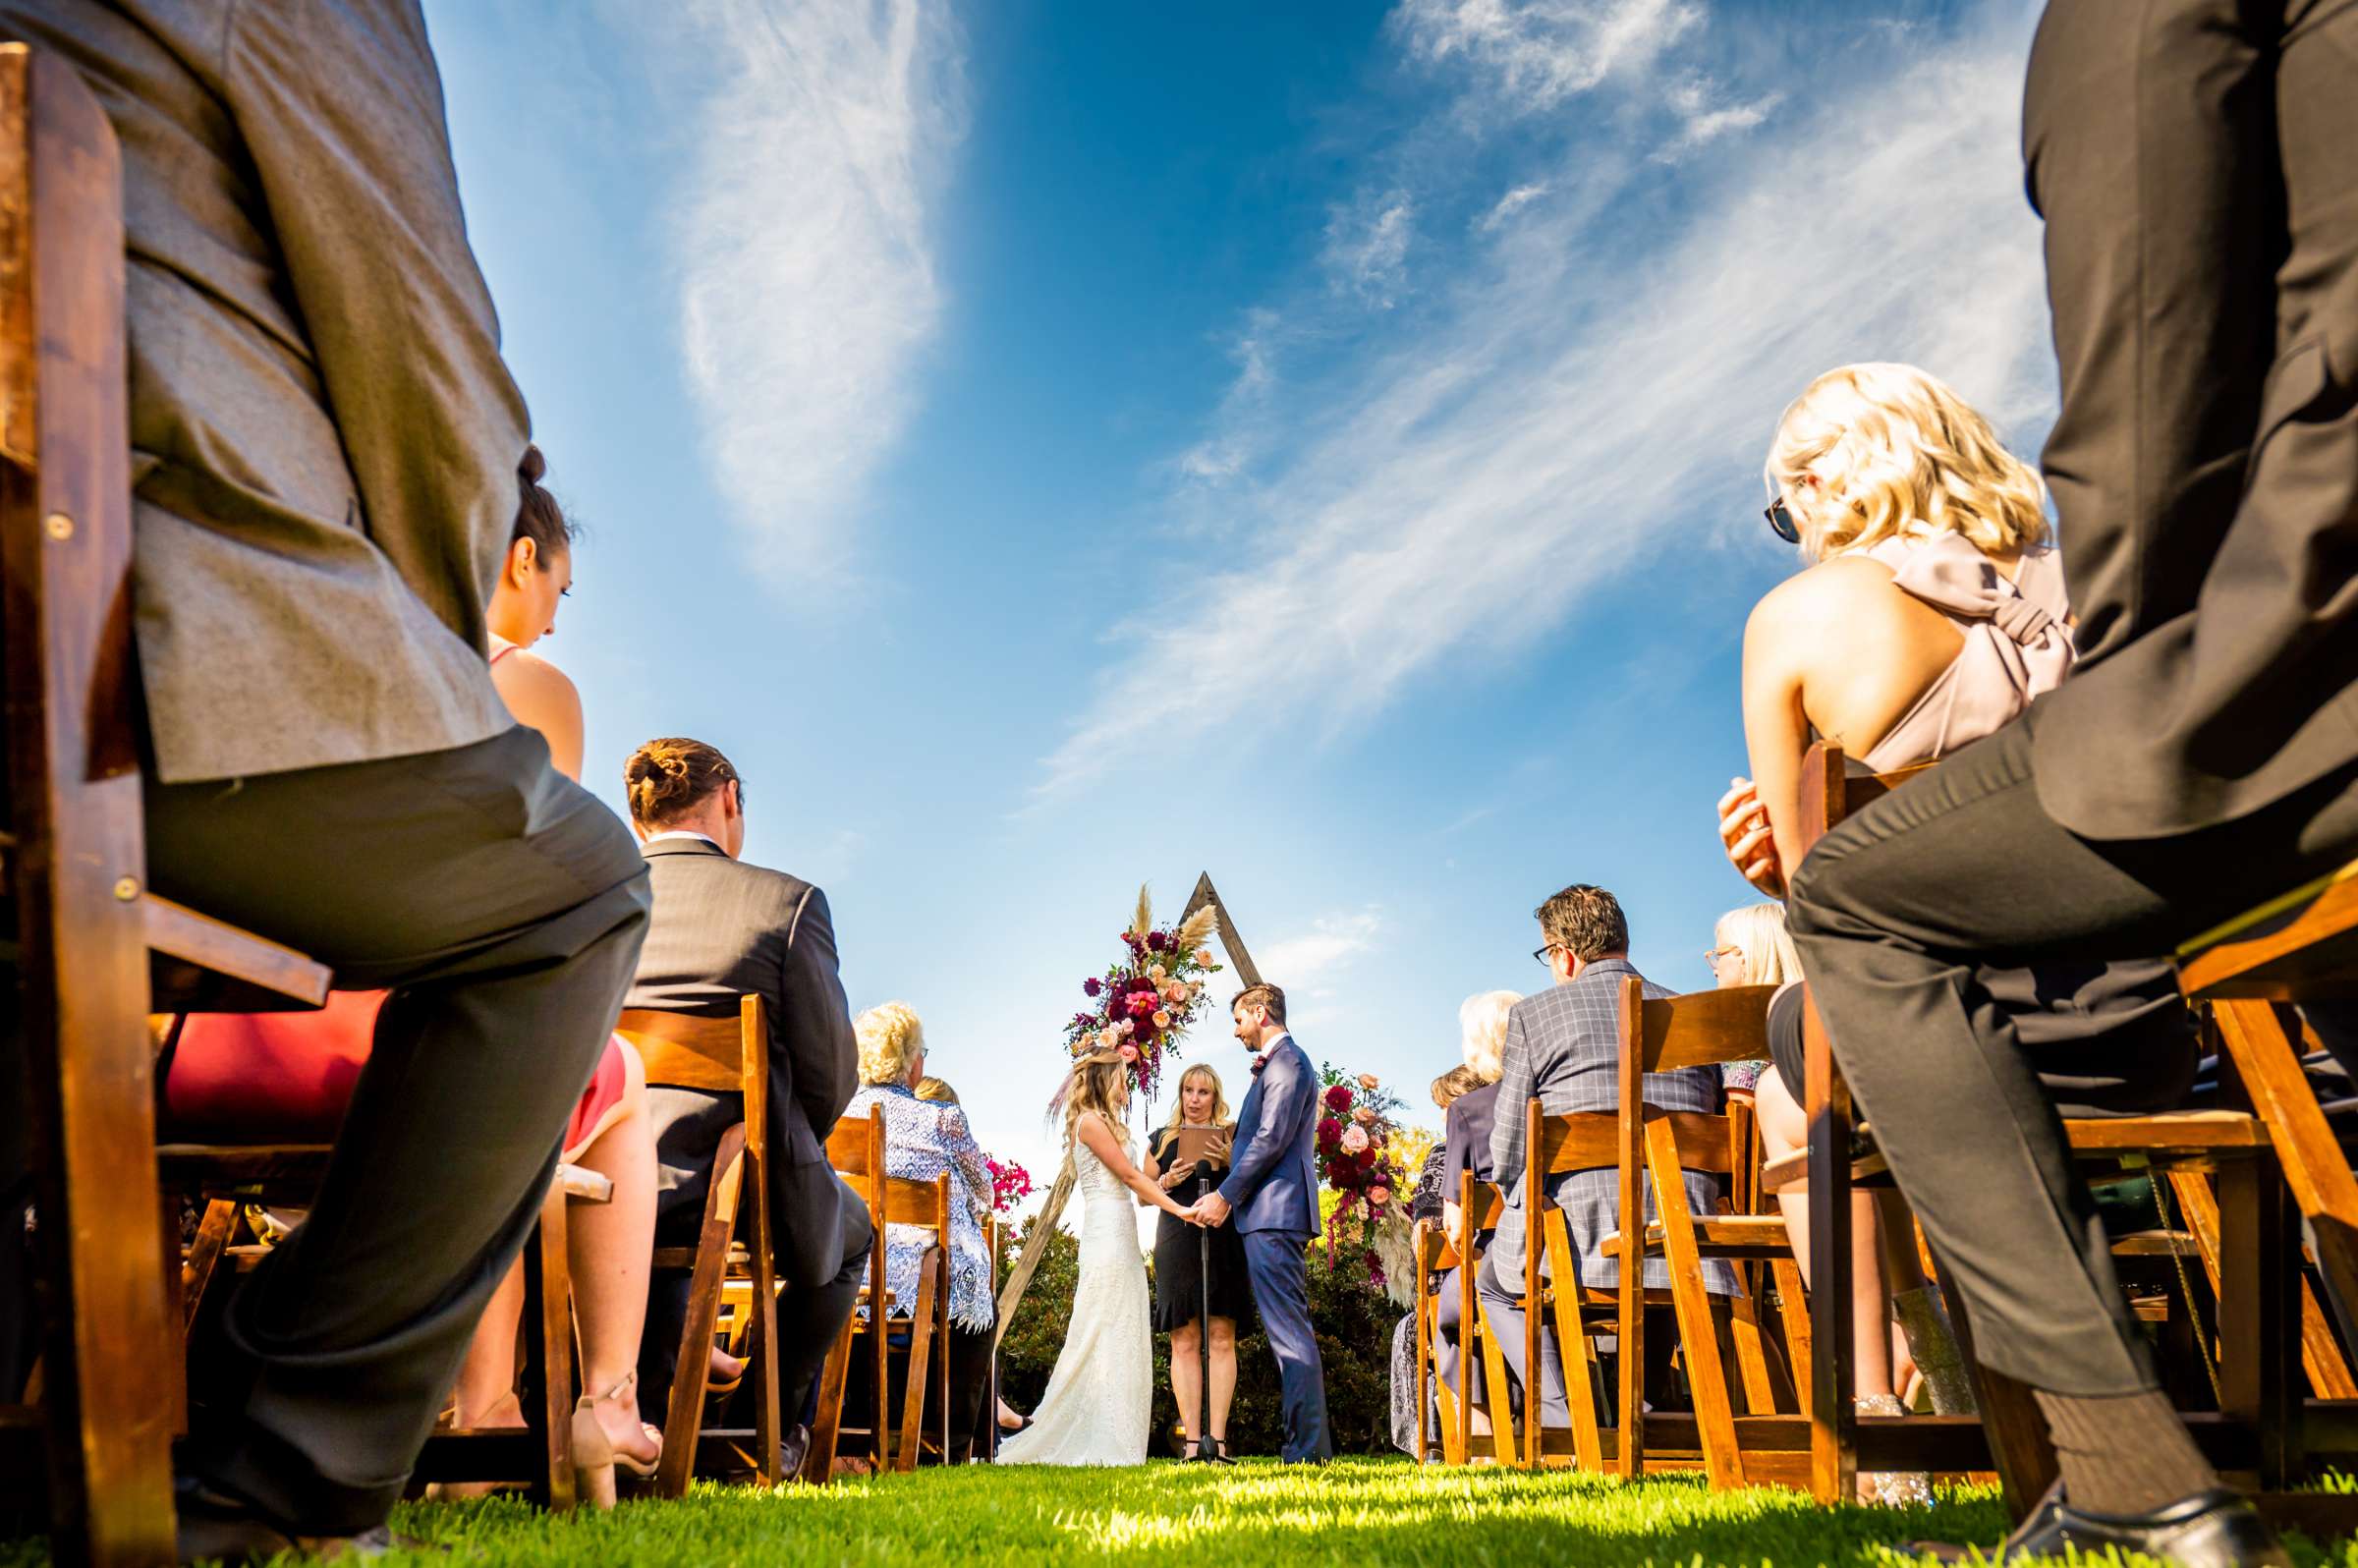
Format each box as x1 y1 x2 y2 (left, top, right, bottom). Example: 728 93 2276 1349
1186 1160 1232 1464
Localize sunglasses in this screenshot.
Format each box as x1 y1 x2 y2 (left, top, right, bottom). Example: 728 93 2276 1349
1764 497 1800 544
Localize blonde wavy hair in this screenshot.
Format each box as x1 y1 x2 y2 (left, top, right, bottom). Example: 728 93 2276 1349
1163 1062 1232 1133
1768 363 2049 562
1713 903 1802 987
855 1001 926 1087
1061 1054 1131 1142
1458 990 1520 1085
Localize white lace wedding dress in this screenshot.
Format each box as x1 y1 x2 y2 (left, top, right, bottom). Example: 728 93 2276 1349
995 1129 1152 1466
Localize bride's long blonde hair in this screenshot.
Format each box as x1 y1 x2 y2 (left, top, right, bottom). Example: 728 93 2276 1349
1055 1054 1131 1144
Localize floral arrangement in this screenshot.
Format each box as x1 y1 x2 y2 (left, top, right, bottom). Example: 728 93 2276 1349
1314 1066 1410 1286
983 1155 1034 1215
1060 886 1224 1102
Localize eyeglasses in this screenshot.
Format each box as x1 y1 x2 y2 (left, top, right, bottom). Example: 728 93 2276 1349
1532 942 1566 965
1704 945 1742 964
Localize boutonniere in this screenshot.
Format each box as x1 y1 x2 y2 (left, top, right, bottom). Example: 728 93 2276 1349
1251 1051 1271 1077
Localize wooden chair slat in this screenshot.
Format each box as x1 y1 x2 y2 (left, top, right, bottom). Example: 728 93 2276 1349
1640 985 1779 1072
2176 858 2358 999
143 893 330 1009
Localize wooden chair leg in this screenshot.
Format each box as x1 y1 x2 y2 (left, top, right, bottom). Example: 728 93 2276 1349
895 1255 940 1473
1474 1296 1518 1467
2216 1152 2300 1489
1646 1117 1741 1489
1727 1272 1778 1418
522 1180 577 1513
1802 987 1857 1504
802 1310 856 1484
2215 1000 2358 1353
1937 1252 2055 1521
1415 1283 1432 1462
180 1199 237 1340
1769 1257 1813 1420
656 1131 747 1497
1542 1212 1602 1471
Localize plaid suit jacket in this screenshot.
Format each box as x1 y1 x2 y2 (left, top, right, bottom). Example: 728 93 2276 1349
1486 958 1735 1293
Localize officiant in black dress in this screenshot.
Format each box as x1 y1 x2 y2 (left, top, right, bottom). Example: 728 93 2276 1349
1141 1064 1254 1457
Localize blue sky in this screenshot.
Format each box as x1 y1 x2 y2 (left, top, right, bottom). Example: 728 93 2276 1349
423 0 2057 1200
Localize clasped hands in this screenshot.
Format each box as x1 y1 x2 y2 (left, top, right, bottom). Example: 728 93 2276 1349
1178 1191 1231 1228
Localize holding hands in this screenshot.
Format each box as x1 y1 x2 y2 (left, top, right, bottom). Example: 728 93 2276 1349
1186 1191 1231 1229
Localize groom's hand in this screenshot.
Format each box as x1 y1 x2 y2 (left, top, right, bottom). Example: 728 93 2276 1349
1194 1192 1231 1228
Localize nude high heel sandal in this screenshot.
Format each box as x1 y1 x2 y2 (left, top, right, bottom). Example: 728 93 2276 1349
572 1372 662 1509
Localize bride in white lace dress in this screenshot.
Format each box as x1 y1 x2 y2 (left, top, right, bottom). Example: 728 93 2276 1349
998 1051 1199 1466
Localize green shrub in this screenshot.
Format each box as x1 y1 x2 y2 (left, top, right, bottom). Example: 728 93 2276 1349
996 1217 1404 1458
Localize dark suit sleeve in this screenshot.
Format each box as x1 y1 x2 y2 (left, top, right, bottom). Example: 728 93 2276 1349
1489 1008 1533 1188
1219 1051 1311 1209
778 885 858 1142
223 0 530 648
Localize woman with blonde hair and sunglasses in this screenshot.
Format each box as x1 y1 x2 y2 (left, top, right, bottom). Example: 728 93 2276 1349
1712 363 2195 1501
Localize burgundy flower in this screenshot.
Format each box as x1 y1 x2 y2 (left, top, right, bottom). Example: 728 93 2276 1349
1083 978 1102 997
1322 1085 1353 1113
1317 1116 1343 1148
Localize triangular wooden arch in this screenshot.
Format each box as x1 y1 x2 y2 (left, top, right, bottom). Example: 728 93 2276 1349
991 872 1263 1346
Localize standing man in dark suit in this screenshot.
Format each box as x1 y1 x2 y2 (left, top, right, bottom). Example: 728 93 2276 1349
618 738 871 1476
1478 885 1727 1428
1188 983 1331 1463
1778 4 2358 1560
0 2 651 1556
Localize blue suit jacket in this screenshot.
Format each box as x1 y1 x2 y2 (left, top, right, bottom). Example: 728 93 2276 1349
1218 1035 1322 1237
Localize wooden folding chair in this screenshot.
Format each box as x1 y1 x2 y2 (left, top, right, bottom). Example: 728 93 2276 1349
612 998 781 1494
0 45 355 1564
1596 980 1819 1489
1784 742 2358 1527
1412 1183 1516 1466
878 1170 952 1471
159 1143 594 1508
806 1105 885 1480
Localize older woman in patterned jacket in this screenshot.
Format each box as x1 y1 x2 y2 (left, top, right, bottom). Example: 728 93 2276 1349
843 1003 998 1461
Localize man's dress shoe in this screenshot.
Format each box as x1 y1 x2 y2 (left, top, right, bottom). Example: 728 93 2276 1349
1918 1484 2288 1568
175 1478 406 1564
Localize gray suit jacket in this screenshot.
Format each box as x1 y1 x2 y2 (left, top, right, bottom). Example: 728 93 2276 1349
1485 960 1732 1294
6 0 522 782
626 838 863 1284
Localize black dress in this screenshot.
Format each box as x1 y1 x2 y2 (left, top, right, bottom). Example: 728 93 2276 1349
1149 1126 1255 1330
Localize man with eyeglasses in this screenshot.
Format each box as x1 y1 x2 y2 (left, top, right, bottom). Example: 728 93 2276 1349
1477 884 1728 1429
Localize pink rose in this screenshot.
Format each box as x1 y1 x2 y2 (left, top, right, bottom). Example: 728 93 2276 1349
1370 1185 1391 1205
1352 1105 1376 1125
1119 1043 1140 1063
1152 1010 1172 1030
1149 964 1167 982
1340 1125 1369 1154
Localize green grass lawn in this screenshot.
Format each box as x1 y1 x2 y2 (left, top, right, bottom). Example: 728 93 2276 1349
130 1459 2349 1567
10 1458 2354 1565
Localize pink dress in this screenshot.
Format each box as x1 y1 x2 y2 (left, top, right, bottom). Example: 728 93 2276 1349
162 637 631 1160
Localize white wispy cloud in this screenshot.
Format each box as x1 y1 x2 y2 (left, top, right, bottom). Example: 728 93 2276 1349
1036 11 2049 801
1173 310 1281 486
1323 192 1418 308
1478 182 1551 232
628 0 966 582
1259 910 1385 987
1661 77 1782 157
1393 0 1702 112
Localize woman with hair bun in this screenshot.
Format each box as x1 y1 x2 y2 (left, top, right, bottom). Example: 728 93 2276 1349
164 450 671 1504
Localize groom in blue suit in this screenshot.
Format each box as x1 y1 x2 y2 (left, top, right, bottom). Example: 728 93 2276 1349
1188 982 1332 1462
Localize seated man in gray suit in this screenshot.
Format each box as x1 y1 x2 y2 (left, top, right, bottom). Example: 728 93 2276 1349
618 738 871 1476
1477 884 1731 1428
0 2 649 1556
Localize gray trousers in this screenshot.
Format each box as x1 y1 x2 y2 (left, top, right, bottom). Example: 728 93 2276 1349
1787 719 2358 1395
143 724 649 1530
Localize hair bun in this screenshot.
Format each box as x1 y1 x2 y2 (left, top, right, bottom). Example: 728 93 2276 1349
622 737 741 828
518 444 547 487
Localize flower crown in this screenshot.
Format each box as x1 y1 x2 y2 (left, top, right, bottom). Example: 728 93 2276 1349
1059 886 1225 1100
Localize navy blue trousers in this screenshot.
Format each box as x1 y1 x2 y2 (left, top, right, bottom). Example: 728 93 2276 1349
1243 1230 1331 1462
